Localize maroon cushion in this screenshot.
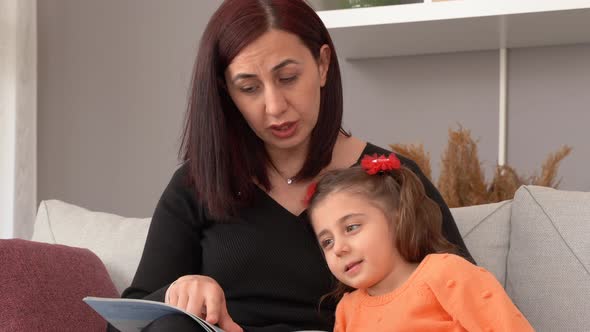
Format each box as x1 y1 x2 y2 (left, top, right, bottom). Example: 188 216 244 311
0 239 118 331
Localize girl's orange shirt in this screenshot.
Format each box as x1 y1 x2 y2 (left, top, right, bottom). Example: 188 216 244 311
334 254 534 332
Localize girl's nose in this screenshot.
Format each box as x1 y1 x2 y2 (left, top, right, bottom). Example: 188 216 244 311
334 240 350 257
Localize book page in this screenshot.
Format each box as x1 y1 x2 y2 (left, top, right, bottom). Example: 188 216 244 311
84 296 224 332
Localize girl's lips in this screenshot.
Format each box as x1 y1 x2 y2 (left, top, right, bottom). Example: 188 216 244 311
269 121 298 139
345 260 363 274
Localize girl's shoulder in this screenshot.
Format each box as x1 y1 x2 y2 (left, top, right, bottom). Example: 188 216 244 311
422 253 479 277
421 253 499 290
337 289 365 307
334 290 361 315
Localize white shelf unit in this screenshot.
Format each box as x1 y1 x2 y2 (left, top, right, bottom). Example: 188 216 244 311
318 0 590 166
317 0 590 60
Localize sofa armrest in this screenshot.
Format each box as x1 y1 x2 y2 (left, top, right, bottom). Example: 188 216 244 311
0 239 118 331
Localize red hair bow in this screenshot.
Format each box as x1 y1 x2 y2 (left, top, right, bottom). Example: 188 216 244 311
303 182 318 206
361 153 401 175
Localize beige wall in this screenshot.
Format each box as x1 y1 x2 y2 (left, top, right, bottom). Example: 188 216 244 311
507 45 590 190
38 0 223 221
341 50 499 182
38 1 590 224
341 45 590 190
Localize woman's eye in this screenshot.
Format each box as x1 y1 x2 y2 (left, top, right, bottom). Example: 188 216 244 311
240 86 258 94
279 75 297 84
320 238 333 249
345 224 360 233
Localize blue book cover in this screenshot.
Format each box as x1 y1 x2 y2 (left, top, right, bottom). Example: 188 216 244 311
83 296 223 332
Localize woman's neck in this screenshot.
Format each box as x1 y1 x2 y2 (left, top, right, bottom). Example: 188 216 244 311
265 133 363 182
265 140 311 179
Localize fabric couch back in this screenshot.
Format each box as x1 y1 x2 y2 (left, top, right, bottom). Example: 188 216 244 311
452 185 590 331
451 200 512 287
33 198 510 293
506 185 590 331
32 200 150 295
32 185 590 331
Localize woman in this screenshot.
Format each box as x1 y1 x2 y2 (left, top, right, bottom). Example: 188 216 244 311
118 0 473 331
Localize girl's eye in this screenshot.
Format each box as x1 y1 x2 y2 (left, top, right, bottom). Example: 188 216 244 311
345 224 360 233
279 75 297 84
320 238 333 250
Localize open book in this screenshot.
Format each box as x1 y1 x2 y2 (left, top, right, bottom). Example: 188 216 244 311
84 296 328 332
83 296 224 332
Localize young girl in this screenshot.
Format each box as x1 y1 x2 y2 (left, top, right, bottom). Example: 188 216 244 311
306 153 534 332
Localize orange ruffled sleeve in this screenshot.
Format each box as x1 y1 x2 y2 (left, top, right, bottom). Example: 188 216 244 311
425 254 535 332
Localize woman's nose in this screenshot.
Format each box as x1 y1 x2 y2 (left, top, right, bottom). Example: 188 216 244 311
264 86 287 116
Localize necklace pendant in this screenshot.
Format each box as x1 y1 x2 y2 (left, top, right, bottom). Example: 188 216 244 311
287 178 294 185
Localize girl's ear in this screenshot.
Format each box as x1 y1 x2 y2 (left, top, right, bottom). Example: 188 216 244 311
318 44 331 87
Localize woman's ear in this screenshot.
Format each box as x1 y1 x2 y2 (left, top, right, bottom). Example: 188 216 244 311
318 44 331 87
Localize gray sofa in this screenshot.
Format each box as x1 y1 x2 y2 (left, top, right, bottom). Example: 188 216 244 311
32 185 590 331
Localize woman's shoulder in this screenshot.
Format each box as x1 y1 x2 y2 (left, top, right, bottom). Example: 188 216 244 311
170 161 190 183
335 136 418 170
160 162 199 204
360 142 420 170
361 142 390 155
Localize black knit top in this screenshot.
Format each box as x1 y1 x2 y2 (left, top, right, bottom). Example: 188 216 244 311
121 143 472 332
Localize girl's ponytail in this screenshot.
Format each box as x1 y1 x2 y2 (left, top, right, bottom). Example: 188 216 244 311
394 167 457 262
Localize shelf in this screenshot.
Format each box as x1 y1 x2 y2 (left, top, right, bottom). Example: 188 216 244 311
317 0 590 60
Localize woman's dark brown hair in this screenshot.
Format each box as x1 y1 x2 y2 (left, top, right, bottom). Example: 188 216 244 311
179 0 346 219
307 162 458 301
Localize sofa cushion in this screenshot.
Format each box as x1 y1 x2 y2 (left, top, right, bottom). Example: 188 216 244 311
450 200 511 287
32 200 151 294
507 185 590 331
0 239 118 331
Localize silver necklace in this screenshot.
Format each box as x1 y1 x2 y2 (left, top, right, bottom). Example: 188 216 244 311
274 168 295 185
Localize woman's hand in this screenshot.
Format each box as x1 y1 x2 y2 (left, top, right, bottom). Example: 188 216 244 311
165 275 243 332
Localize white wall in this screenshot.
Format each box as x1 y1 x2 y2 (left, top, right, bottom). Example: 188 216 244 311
1 0 37 239
340 44 590 189
507 45 590 190
38 0 223 227
341 50 499 182
38 2 590 229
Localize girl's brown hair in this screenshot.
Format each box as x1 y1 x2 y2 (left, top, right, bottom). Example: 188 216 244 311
307 161 458 302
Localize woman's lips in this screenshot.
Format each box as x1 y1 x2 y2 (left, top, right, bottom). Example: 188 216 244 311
269 121 298 139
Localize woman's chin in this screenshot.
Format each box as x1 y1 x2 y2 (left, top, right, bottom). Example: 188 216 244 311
265 133 309 153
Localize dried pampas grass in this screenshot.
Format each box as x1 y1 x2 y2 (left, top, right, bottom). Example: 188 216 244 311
390 126 572 208
437 126 488 208
530 146 572 188
488 165 523 203
389 143 432 181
